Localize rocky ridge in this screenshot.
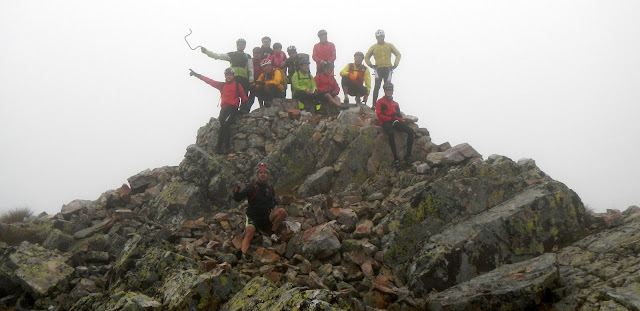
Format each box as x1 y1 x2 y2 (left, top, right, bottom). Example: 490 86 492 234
1 98 638 311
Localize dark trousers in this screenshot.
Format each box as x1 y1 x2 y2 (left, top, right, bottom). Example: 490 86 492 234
293 90 322 112
217 106 238 153
250 84 284 107
234 76 250 97
372 67 392 104
341 77 368 97
382 120 414 161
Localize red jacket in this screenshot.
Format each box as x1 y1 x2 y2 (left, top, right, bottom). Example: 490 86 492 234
312 42 336 66
253 58 263 81
199 75 248 108
314 73 340 95
376 96 403 124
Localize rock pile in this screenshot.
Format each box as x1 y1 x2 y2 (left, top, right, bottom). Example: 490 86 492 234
1 98 638 311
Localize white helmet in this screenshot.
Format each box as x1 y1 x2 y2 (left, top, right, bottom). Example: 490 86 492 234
375 29 385 37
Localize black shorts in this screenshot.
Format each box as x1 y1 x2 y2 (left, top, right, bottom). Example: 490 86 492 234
245 214 272 233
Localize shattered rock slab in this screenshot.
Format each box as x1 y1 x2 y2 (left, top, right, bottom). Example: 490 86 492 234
0 241 74 296
425 253 558 311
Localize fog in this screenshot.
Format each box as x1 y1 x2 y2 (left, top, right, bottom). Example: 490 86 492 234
1 0 639 216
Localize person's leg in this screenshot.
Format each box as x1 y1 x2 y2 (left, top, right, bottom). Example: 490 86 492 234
382 122 398 161
395 122 415 162
341 76 350 104
269 207 288 232
241 216 256 255
372 77 382 106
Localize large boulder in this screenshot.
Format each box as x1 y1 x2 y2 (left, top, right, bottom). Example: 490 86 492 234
220 277 349 311
425 253 559 311
0 241 74 297
298 166 335 198
300 221 342 260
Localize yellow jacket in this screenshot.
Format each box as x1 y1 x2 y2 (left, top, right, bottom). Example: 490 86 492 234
255 69 285 91
365 42 401 68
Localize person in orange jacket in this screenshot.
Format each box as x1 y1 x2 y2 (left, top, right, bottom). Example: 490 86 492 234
250 59 285 107
189 68 248 154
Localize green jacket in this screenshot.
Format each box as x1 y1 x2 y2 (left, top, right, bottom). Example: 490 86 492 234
204 50 254 82
291 70 316 94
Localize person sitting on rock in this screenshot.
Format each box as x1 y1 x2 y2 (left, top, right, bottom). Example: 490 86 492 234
189 68 248 155
232 163 287 261
339 51 371 105
375 83 415 169
291 57 320 113
314 61 345 113
250 59 285 107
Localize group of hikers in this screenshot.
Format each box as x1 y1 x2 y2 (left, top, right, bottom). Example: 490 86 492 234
188 29 414 171
190 30 418 260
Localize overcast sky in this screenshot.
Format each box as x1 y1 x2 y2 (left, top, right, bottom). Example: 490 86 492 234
1 1 639 216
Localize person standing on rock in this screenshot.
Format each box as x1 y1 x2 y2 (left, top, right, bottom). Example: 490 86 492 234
199 38 253 98
189 68 248 155
232 163 288 261
365 29 401 107
376 83 414 169
312 29 336 75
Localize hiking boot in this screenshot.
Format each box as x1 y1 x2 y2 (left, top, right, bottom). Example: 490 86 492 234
269 233 281 243
355 97 361 104
393 159 401 170
404 155 413 164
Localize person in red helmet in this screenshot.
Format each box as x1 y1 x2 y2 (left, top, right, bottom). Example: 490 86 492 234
250 59 285 107
189 67 248 154
233 163 287 262
375 83 414 169
340 51 371 105
312 29 336 75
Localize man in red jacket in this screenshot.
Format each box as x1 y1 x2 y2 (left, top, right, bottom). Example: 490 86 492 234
375 83 414 169
189 68 249 154
314 61 343 113
312 29 336 75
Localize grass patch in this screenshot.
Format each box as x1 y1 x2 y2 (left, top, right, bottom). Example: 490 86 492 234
0 206 34 224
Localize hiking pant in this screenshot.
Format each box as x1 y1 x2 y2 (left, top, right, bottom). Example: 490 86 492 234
234 76 250 97
250 84 284 107
217 106 238 153
341 77 368 97
382 120 414 161
372 67 392 104
293 90 322 112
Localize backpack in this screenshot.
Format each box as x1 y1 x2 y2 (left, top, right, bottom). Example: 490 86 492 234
249 182 276 205
228 51 249 68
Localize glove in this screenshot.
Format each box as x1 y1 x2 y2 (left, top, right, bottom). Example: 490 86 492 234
363 95 368 104
200 47 207 53
232 184 242 193
189 69 200 77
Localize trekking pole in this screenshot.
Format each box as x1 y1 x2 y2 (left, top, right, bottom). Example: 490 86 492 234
184 28 202 50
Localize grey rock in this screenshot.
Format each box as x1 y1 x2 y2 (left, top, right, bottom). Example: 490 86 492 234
0 241 73 296
298 166 335 197
301 221 342 260
425 253 559 311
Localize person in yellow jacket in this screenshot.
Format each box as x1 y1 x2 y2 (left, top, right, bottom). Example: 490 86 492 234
250 59 285 107
365 29 401 107
340 51 371 105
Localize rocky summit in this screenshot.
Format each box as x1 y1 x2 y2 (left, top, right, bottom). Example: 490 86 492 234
1 99 638 311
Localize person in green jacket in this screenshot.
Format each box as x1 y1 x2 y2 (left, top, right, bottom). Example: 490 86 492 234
291 57 321 113
200 38 254 97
